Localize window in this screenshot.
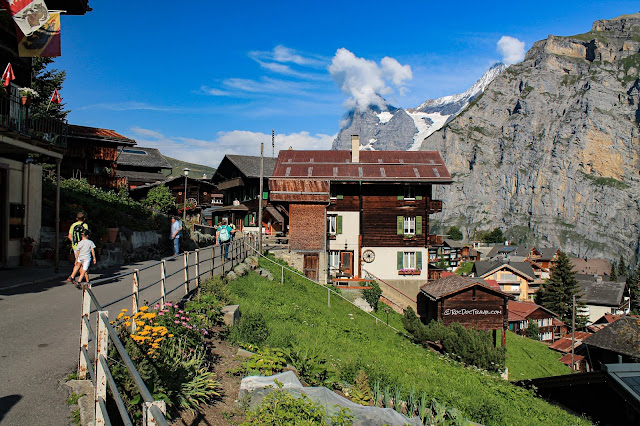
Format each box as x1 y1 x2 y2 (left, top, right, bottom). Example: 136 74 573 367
329 251 340 271
330 186 337 200
403 252 416 269
404 185 415 200
404 217 416 235
327 215 337 235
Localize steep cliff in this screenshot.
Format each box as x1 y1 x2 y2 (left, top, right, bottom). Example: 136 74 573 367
421 13 640 262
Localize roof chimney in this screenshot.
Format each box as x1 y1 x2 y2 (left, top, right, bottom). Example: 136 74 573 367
351 135 360 163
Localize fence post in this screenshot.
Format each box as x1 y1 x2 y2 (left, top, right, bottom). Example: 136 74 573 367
183 252 190 295
95 311 109 426
143 400 167 426
160 259 167 306
132 269 140 333
221 245 225 276
78 285 91 380
328 287 331 308
281 264 284 284
194 249 200 288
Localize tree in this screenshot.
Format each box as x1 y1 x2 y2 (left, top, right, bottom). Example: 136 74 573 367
30 57 68 121
526 321 540 340
627 266 640 315
619 256 627 277
610 261 618 281
448 226 463 241
538 251 588 329
142 186 176 214
481 228 504 244
435 254 450 271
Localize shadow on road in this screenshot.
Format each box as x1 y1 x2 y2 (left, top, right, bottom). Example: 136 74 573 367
0 394 23 422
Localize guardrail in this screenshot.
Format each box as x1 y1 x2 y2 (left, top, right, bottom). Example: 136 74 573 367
362 269 417 313
78 237 248 425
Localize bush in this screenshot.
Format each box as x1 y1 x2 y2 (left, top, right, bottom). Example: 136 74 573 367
362 281 382 311
232 346 287 377
232 312 270 345
283 346 340 388
402 308 506 372
143 185 176 214
526 321 540 340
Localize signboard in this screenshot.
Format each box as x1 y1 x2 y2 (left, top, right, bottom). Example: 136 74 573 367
444 308 502 316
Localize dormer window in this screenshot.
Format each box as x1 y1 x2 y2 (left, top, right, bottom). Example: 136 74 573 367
404 185 415 200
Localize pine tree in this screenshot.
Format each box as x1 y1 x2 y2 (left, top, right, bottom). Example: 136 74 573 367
627 266 640 315
540 251 588 329
610 261 618 281
30 57 69 121
619 256 627 277
447 226 463 241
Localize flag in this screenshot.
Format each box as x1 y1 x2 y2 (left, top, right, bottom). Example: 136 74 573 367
50 88 61 104
0 0 50 36
18 11 60 57
2 63 15 87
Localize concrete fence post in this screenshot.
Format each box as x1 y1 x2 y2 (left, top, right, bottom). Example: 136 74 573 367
160 259 167 306
210 245 214 278
221 245 225 276
132 269 140 334
95 311 109 426
143 400 167 426
183 252 190 295
194 249 200 288
281 264 284 284
328 287 331 308
78 285 91 380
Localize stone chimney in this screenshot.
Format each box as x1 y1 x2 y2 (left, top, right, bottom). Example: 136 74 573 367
351 135 360 163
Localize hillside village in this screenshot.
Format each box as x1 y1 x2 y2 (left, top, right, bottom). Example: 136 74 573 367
1 4 640 426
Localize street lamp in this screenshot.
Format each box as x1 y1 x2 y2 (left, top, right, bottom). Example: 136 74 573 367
183 168 190 222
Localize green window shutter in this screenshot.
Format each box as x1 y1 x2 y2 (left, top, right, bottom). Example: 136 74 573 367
397 216 403 235
416 195 423 200
397 252 403 270
416 216 423 235
397 195 404 200
417 252 423 270
262 191 268 200
214 215 219 225
336 216 343 234
244 215 249 226
337 195 344 200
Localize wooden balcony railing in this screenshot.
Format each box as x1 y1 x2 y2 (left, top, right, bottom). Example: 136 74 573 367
427 200 443 214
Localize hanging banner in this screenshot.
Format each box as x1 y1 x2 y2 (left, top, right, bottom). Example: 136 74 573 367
0 0 50 36
18 11 60 57
2 63 15 87
50 88 61 104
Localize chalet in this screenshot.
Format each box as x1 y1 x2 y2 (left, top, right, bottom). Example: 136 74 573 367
508 300 566 342
130 175 221 214
268 136 451 287
418 275 512 346
472 260 539 301
211 154 279 231
548 331 594 371
576 274 629 324
62 125 136 190
115 146 172 188
579 316 640 369
427 239 477 271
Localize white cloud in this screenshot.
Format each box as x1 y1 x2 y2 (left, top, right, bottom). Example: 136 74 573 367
129 127 335 170
249 45 327 67
78 101 180 112
328 48 413 111
497 36 525 65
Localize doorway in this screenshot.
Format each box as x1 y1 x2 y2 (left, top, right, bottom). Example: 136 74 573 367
303 253 319 281
340 251 353 276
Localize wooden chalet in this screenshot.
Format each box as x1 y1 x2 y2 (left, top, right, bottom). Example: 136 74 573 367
130 175 221 213
428 238 478 271
269 136 452 285
508 300 567 342
62 125 136 189
418 275 512 346
211 154 280 231
472 260 539 301
115 146 172 188
579 317 640 369
576 275 629 324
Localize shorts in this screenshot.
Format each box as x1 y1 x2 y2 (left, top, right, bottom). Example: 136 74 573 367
78 257 91 271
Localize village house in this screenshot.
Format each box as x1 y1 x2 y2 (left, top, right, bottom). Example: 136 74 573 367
114 146 172 188
508 300 566 342
210 154 282 231
578 316 640 369
417 274 512 346
268 136 451 287
472 260 539 301
576 274 629 324
548 331 594 372
428 238 478 271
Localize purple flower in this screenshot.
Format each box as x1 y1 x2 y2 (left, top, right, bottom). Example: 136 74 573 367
175 314 180 318
186 325 192 329
181 316 186 320
174 320 180 324
158 312 164 316
179 310 184 314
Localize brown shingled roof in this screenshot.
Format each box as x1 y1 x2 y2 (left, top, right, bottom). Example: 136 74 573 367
272 150 452 183
69 124 136 144
420 274 512 300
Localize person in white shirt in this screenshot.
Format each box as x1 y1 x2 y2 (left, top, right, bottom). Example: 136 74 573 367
170 216 182 255
74 229 96 288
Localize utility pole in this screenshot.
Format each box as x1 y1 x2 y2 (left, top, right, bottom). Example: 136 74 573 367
272 129 275 158
258 143 264 254
571 294 576 373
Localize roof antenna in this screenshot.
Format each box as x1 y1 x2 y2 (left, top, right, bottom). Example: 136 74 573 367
272 129 275 158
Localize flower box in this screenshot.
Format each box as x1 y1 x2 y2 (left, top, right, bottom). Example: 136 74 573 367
398 269 421 276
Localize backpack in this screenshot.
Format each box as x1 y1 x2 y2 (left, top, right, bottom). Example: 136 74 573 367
72 223 84 246
219 225 231 242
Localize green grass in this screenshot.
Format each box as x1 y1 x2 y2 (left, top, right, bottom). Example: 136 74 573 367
505 332 571 380
163 156 217 179
66 392 83 406
455 262 474 276
223 258 591 425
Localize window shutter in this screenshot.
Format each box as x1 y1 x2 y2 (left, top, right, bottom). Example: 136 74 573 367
416 216 423 235
397 195 404 200
397 216 403 235
417 251 423 270
214 215 219 225
397 252 403 270
337 195 344 200
337 216 343 234
262 191 268 200
244 215 249 226
416 195 423 200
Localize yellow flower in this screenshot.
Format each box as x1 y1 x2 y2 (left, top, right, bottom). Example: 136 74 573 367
144 325 152 330
124 316 130 320
121 309 128 312
138 331 150 336
154 337 164 343
168 334 174 338
147 350 154 355
116 312 124 320
124 322 131 327
139 306 149 311
136 321 144 327
142 313 156 320
133 312 142 319
151 343 160 349
131 335 145 342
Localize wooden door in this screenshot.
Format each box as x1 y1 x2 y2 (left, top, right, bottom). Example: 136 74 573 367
340 251 353 277
303 253 319 281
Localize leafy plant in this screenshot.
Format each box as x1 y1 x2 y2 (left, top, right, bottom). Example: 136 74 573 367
142 185 176 214
349 370 373 406
232 347 287 377
361 280 382 311
66 392 83 405
283 346 339 388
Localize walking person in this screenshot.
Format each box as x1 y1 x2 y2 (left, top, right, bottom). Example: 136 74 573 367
216 218 235 259
170 216 182 255
74 230 96 287
66 211 89 285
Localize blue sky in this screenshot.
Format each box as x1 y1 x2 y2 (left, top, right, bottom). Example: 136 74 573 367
53 1 638 168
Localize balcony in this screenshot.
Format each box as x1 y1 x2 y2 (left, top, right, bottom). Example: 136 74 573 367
427 234 443 246
86 174 128 190
0 95 68 149
427 200 443 214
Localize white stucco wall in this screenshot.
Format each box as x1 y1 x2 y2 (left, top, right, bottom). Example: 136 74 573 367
327 211 359 252
361 246 428 282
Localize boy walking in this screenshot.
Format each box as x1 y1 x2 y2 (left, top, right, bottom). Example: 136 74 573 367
216 218 235 259
68 229 96 288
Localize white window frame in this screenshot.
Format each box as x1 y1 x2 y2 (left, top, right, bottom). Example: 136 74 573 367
327 215 337 235
329 250 340 271
403 251 417 270
404 185 415 200
403 216 416 235
330 186 337 200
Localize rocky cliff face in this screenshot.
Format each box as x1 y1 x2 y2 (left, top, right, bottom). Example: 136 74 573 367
421 13 640 262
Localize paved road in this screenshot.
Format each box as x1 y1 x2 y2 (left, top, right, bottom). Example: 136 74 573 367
0 241 245 425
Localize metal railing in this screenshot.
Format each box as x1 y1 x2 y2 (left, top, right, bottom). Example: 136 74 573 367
78 238 249 425
0 94 68 147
